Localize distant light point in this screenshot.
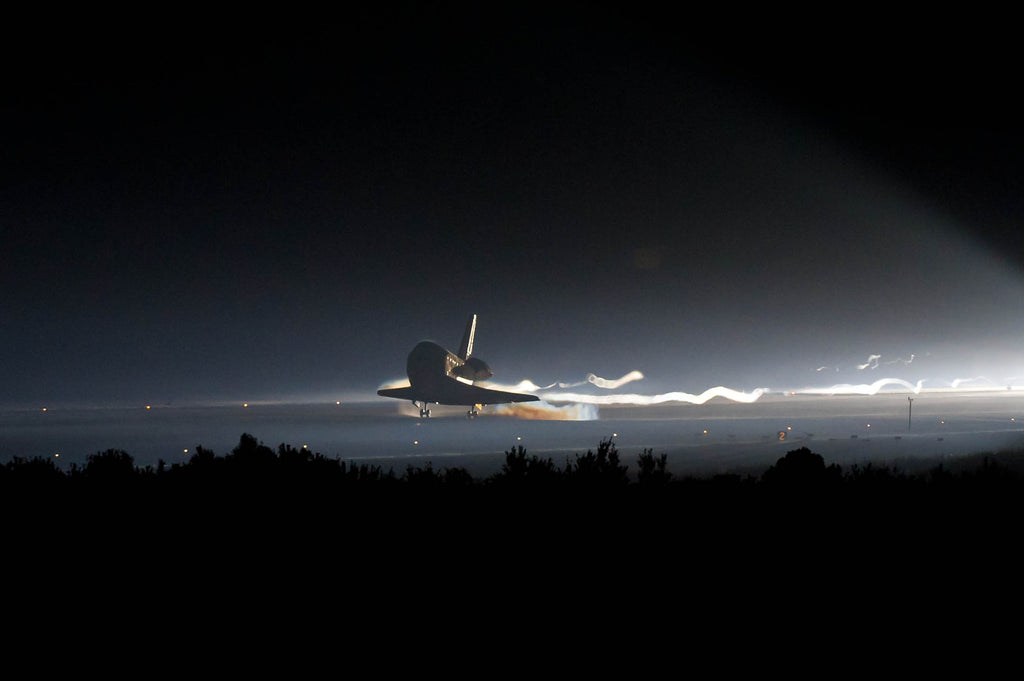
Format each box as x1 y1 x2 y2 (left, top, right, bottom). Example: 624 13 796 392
336 401 341 405
702 429 708 435
54 453 60 458
516 436 521 441
413 440 419 445
786 426 792 431
42 407 47 412
146 405 151 410
183 448 189 454
302 444 308 449
243 403 248 408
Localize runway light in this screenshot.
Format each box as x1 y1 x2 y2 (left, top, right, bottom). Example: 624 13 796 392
243 403 248 408
146 405 151 410
42 408 47 412
786 426 792 431
336 401 341 405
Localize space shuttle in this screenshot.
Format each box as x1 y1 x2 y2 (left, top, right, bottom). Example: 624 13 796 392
377 314 539 417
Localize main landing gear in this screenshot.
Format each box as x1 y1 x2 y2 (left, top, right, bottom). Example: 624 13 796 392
412 402 482 418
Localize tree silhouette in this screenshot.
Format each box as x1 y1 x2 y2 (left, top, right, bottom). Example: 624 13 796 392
443 466 475 487
492 444 563 487
228 433 276 468
84 449 137 482
3 456 64 481
340 460 393 485
188 445 218 467
761 447 841 488
636 449 672 486
567 438 629 488
404 462 443 486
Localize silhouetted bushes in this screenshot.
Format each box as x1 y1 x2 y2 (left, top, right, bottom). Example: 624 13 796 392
761 447 842 489
5 434 1023 566
491 444 562 487
636 449 672 487
3 433 1023 507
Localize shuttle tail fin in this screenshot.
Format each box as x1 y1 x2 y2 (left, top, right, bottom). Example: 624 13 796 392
458 314 477 360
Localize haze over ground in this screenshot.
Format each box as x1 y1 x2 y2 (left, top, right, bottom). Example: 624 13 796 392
3 8 1022 408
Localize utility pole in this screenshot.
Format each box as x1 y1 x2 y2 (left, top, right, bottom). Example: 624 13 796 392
908 396 913 430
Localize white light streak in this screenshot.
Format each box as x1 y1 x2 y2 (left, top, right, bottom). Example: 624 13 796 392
528 371 647 390
883 354 916 366
795 378 924 396
584 371 645 389
950 377 993 388
857 354 881 370
539 386 765 405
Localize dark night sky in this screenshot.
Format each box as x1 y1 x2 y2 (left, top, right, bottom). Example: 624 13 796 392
3 7 1023 406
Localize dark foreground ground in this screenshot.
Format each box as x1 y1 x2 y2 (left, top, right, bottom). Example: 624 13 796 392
6 434 1022 544
6 434 1022 646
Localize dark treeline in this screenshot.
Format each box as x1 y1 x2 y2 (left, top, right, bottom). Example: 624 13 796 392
6 432 1023 575
4 432 1023 501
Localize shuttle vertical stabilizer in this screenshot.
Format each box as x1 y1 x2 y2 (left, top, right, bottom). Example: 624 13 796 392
458 314 477 360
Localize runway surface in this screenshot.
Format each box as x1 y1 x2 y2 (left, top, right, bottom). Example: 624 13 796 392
4 391 1024 478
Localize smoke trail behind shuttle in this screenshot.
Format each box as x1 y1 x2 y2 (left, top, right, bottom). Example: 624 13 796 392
492 402 599 420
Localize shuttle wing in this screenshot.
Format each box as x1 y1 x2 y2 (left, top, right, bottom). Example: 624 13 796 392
376 386 419 400
377 379 538 406
439 380 539 406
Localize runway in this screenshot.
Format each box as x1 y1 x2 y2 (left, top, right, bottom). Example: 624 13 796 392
3 391 1024 478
